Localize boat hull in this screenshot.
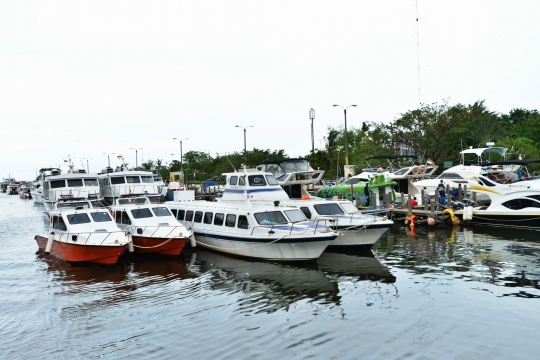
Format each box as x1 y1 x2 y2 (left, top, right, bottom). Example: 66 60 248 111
131 236 189 255
193 232 335 261
455 213 540 230
35 235 128 264
331 223 392 247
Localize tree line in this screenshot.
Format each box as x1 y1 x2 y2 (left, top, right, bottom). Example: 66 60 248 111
141 100 540 181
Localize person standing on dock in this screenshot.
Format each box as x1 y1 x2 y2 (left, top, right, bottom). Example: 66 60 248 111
437 180 446 198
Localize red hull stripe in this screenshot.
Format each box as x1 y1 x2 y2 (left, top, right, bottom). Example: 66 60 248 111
131 236 189 256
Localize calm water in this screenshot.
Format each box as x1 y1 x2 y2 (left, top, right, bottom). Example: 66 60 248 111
2 194 540 359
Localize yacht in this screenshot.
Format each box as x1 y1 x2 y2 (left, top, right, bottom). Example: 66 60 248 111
7 181 20 195
166 189 337 261
110 197 193 256
218 170 394 248
98 170 160 205
41 172 102 212
31 168 61 203
34 200 131 264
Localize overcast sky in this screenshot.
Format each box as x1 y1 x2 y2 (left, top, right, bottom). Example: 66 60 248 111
1 0 539 180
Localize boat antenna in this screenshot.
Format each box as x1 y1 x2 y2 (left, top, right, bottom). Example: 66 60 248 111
225 156 236 172
415 0 421 105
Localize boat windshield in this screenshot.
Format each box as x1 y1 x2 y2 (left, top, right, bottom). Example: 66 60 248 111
284 209 306 222
254 211 288 225
339 202 359 213
141 176 154 183
152 207 172 217
90 212 113 222
265 175 279 185
126 176 141 184
131 208 153 219
281 160 310 172
84 179 98 186
248 175 267 186
67 179 83 187
66 213 91 225
313 203 345 215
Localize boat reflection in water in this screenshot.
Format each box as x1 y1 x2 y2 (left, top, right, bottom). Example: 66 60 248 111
377 225 540 297
317 248 396 283
187 248 340 311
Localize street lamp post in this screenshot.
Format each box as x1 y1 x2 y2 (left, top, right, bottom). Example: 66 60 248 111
235 125 253 164
103 153 114 168
173 138 188 172
130 148 142 169
82 158 92 173
333 104 357 165
309 108 315 153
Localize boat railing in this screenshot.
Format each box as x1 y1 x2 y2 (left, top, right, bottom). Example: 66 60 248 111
53 189 101 200
128 225 187 239
56 230 127 245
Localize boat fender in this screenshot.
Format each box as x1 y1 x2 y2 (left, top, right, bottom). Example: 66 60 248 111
427 216 436 226
45 232 55 254
419 166 426 174
189 232 196 247
127 233 134 252
411 167 419 175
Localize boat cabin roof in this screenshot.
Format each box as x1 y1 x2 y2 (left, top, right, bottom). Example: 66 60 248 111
459 147 507 157
114 197 151 206
47 174 99 181
99 170 154 177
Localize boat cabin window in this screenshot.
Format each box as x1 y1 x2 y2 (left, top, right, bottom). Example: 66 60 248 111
50 180 66 189
502 198 540 210
254 211 287 225
126 176 141 184
478 177 496 187
527 195 540 202
230 176 238 185
284 209 307 222
339 202 359 213
67 179 83 187
185 211 194 222
91 212 113 222
438 173 464 180
67 213 91 225
85 179 99 186
238 215 249 229
265 175 279 186
300 206 312 219
176 209 185 221
266 164 285 180
249 175 266 187
52 216 67 231
225 214 237 227
152 207 172 217
131 208 153 219
115 211 132 225
99 178 110 186
214 213 224 226
313 203 345 215
203 212 213 224
141 176 154 183
194 211 203 223
111 177 125 185
238 176 245 186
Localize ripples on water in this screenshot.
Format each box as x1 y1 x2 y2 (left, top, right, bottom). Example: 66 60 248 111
1 194 540 359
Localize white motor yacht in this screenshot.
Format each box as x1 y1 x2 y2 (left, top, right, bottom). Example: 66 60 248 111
99 170 160 205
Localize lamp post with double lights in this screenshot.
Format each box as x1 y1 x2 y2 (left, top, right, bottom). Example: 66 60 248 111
333 104 357 166
173 138 188 172
103 153 114 168
309 108 315 153
130 148 142 169
235 125 253 164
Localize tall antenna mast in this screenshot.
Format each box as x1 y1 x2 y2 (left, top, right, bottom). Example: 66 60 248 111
416 0 421 105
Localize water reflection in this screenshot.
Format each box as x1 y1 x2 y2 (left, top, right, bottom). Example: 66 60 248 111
188 248 340 312
378 225 540 297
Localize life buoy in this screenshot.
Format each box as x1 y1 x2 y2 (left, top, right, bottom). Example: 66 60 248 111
419 166 426 174
411 167 419 175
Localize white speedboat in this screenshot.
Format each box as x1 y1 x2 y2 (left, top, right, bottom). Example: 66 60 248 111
34 201 131 264
454 189 540 230
166 190 337 261
110 197 193 256
219 170 394 248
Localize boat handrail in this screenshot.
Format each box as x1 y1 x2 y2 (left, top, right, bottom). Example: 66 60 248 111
56 230 126 245
249 218 334 236
125 225 186 239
